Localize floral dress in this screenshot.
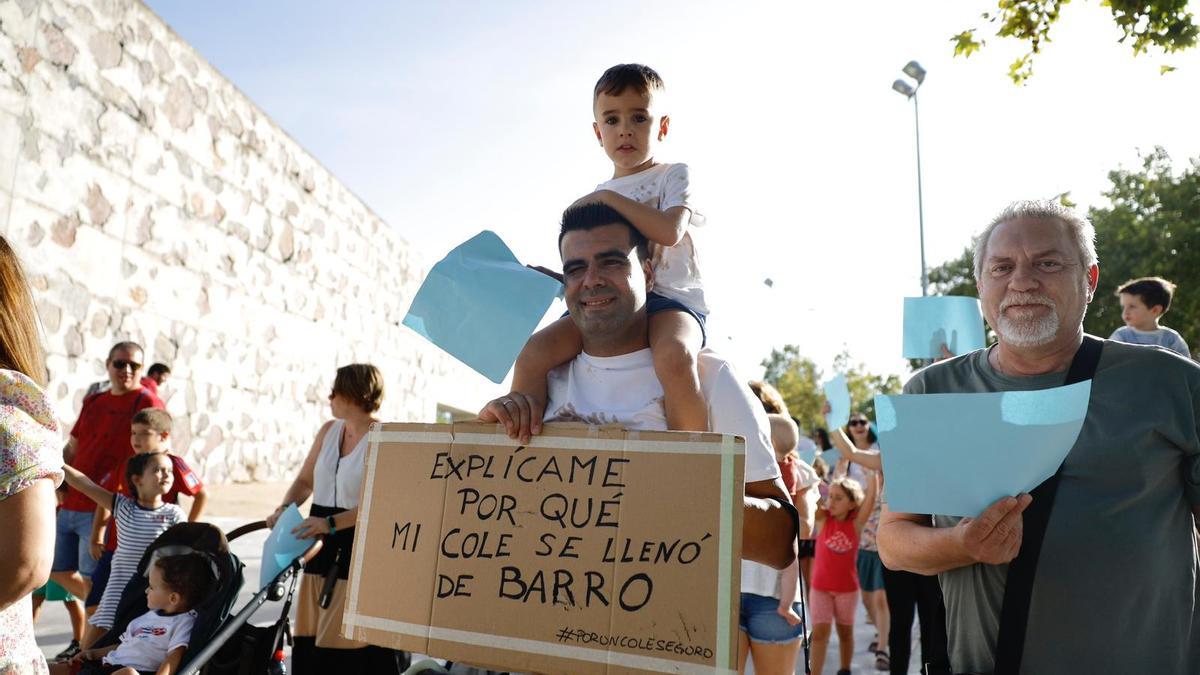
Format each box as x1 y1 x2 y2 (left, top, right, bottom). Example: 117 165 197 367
0 370 63 675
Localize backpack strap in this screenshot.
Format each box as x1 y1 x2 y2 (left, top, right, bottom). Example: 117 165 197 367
992 335 1103 674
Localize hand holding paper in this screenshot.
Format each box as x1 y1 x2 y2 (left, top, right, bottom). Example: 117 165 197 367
903 296 986 359
260 503 312 588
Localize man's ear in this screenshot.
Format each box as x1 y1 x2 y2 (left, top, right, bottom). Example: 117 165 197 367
642 256 654 290
1085 265 1099 302
657 114 670 142
593 122 603 146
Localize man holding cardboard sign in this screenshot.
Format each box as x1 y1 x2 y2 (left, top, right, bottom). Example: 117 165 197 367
878 200 1200 675
480 202 795 571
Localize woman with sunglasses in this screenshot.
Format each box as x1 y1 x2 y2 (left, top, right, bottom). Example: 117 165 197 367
828 412 890 671
0 236 64 674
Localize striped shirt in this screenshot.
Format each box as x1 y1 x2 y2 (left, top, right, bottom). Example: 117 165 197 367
90 495 184 629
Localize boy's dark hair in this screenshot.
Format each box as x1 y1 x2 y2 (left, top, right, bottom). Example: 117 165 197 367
126 451 167 499
155 554 213 610
132 408 173 434
1117 276 1177 312
594 63 665 101
147 363 171 377
332 363 385 413
559 203 650 261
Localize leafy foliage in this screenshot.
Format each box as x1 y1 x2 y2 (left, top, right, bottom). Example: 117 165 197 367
1084 147 1200 349
955 1 1198 84
760 346 903 430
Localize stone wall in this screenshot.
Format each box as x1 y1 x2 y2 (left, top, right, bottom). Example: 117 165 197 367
0 0 491 482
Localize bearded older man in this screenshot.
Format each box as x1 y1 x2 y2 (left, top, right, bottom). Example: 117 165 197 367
878 201 1200 674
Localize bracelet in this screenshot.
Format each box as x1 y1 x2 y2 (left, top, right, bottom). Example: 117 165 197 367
326 515 337 535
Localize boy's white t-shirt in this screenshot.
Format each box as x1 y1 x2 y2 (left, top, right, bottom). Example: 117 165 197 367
104 609 196 672
1109 325 1191 357
597 163 709 314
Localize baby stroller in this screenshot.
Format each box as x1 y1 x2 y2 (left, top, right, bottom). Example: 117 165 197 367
81 520 321 675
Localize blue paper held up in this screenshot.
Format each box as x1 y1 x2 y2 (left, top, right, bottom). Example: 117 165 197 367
823 374 850 430
874 380 1092 517
402 231 563 383
260 503 311 588
902 296 986 359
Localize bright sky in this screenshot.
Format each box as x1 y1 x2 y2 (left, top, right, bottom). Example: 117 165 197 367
148 1 1200 384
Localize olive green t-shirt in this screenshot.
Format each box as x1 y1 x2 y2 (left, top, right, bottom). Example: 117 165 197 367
904 339 1200 674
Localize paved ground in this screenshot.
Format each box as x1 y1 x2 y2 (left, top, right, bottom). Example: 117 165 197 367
34 481 923 673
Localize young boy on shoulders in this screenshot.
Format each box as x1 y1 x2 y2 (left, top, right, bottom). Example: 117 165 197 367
1110 276 1191 358
511 63 710 435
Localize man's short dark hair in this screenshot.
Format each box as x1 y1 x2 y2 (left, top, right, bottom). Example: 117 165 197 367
559 203 649 261
147 363 171 377
594 63 665 101
1117 276 1176 312
108 341 143 361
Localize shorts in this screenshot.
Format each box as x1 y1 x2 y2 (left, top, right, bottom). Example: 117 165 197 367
857 549 885 592
809 588 858 626
797 539 816 560
33 580 76 602
52 509 99 577
737 592 804 644
86 550 115 607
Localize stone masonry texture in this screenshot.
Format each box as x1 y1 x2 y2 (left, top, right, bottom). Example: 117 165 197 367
0 0 490 483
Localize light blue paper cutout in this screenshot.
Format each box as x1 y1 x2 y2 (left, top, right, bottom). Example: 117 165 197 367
260 503 310 588
820 447 843 468
796 437 818 465
903 296 986 359
874 380 1092 517
402 231 563 383
823 374 850 430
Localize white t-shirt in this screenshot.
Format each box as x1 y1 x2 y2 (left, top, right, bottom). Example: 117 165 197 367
104 609 195 672
597 163 709 314
1109 325 1191 358
544 348 779 484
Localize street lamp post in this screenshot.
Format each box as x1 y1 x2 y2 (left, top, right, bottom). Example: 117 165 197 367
892 60 928 296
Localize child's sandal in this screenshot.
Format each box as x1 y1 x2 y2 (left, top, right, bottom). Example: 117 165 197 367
875 649 891 671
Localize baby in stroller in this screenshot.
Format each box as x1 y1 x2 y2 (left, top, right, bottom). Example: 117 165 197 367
52 553 213 675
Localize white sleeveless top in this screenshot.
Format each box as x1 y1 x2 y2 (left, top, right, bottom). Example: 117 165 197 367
312 419 368 509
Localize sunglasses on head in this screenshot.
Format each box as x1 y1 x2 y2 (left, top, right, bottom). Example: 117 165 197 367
111 359 142 371
848 419 869 427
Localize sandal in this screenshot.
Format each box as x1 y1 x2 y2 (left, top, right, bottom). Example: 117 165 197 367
868 636 878 653
875 650 891 671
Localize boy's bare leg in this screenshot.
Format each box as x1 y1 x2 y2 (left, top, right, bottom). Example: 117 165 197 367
489 316 583 441
66 599 86 642
50 571 89 599
648 310 707 431
776 558 803 626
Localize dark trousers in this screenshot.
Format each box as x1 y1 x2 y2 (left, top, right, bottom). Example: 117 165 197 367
882 566 949 675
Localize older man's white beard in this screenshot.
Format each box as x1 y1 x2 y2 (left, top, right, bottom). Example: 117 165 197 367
995 292 1060 347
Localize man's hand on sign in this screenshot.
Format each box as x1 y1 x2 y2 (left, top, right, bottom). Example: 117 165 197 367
936 343 955 362
292 516 332 540
479 391 544 444
955 494 1032 565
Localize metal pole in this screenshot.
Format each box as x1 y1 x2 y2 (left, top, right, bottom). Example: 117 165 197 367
913 90 928 296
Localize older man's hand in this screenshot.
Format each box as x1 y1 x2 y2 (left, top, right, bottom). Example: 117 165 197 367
478 392 544 444
954 494 1033 565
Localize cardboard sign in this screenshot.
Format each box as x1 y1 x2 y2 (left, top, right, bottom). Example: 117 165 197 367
343 422 746 674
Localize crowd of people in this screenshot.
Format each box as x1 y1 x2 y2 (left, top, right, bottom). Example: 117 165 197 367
1 60 1197 675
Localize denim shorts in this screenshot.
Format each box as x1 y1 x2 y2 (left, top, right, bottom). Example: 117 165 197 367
857 549 885 592
738 592 804 644
52 509 99 577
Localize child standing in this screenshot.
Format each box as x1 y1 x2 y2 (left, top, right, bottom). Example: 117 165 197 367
809 475 878 675
1110 276 1190 357
63 452 185 636
52 553 212 675
83 409 205 649
511 63 709 434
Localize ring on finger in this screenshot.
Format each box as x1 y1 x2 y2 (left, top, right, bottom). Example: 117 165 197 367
501 398 516 408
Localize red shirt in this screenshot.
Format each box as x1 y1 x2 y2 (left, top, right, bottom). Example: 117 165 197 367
63 388 163 512
811 509 861 593
778 456 802 494
139 376 159 397
98 453 202 551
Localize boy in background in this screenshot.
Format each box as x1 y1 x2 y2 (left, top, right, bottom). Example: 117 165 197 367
82 409 206 649
1110 276 1190 357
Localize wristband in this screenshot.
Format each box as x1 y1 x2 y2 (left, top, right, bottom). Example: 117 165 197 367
326 515 337 535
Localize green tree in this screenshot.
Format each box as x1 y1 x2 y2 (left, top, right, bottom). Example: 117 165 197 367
953 1 1198 84
760 346 904 431
928 247 978 298
1084 147 1200 351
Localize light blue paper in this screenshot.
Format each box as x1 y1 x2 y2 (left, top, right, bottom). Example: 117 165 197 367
874 380 1092 517
796 437 818 465
903 296 986 359
820 447 843 468
823 374 850 430
402 231 563 383
260 503 310 588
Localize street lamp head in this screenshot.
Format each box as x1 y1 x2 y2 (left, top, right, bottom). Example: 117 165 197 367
891 79 916 98
902 60 926 84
